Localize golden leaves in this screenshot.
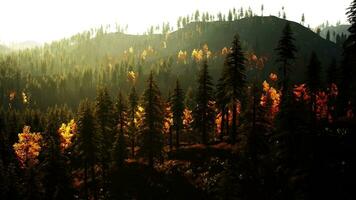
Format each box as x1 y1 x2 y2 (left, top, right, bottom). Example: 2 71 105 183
58 119 77 152
128 71 136 83
261 80 281 116
191 49 204 62
183 108 193 131
163 105 173 134
13 126 42 168
177 50 188 64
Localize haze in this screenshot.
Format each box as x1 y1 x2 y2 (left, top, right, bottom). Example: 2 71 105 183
0 0 351 43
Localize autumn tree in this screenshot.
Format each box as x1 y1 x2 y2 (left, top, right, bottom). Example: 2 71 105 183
194 59 215 145
141 72 164 167
223 34 247 144
171 79 185 149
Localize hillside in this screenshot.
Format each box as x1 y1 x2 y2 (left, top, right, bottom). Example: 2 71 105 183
6 16 342 82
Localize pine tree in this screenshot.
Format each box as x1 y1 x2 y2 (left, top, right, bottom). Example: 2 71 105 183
223 34 247 144
228 10 233 21
327 58 339 86
275 22 297 94
128 86 138 158
338 0 356 117
141 72 164 167
171 79 185 149
76 100 99 199
194 59 215 145
95 87 114 193
306 52 322 122
112 91 128 168
326 30 331 41
216 74 228 140
42 110 73 200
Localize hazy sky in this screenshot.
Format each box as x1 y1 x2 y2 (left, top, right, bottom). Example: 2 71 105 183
0 0 351 43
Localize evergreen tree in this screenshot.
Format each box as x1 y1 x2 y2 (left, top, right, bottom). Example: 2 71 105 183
42 110 73 200
215 74 229 140
141 72 164 167
326 30 331 41
194 59 215 145
76 100 99 199
171 79 185 149
112 91 128 168
327 58 339 86
95 86 114 194
223 34 247 144
338 0 356 117
275 22 297 94
306 52 322 122
228 10 233 21
128 86 138 158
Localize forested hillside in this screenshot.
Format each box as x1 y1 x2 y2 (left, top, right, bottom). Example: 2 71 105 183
0 2 355 200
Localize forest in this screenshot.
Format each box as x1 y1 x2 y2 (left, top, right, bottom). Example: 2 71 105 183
0 1 355 200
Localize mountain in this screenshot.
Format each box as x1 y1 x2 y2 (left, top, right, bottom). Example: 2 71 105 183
8 16 342 82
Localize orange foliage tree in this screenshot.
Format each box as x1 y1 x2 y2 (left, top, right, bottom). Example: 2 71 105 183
13 126 42 168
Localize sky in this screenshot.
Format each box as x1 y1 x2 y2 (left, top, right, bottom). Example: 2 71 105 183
0 0 351 43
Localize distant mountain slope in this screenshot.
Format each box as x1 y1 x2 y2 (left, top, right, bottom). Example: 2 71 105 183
9 16 342 82
167 16 341 80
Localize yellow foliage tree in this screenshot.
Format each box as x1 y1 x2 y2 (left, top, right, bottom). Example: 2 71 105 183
13 126 42 168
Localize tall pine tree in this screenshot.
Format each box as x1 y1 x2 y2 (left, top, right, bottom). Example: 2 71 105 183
141 72 164 167
194 59 215 145
223 34 247 144
171 79 185 149
76 100 99 199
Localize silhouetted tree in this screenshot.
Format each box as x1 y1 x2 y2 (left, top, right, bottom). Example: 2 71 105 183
306 52 322 122
76 100 99 199
194 59 215 145
128 86 138 158
171 79 184 149
223 34 247 144
275 23 297 93
338 0 356 117
141 72 164 167
112 91 128 168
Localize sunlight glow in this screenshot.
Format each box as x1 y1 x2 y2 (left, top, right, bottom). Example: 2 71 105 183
0 0 350 43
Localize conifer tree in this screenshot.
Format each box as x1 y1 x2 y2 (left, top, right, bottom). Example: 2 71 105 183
141 72 164 167
112 91 128 168
171 79 185 149
306 52 322 121
223 34 247 144
76 100 99 199
275 23 297 93
338 0 356 117
194 59 215 145
95 87 114 192
128 86 138 158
